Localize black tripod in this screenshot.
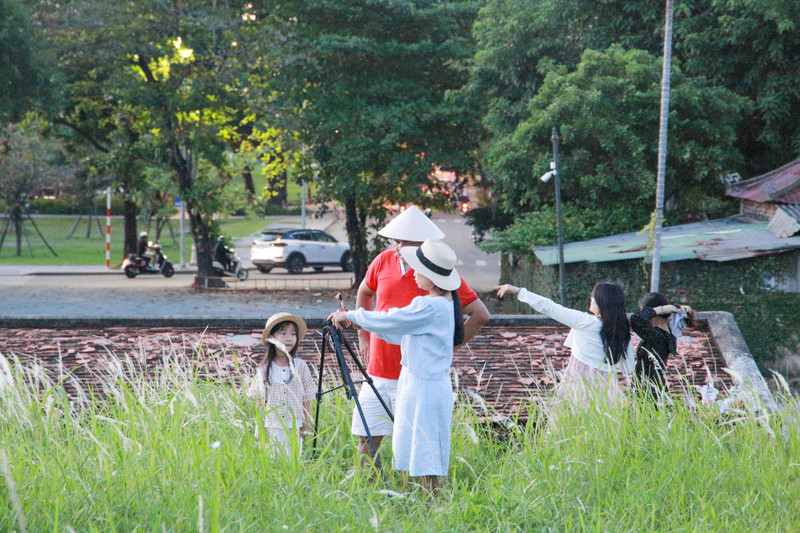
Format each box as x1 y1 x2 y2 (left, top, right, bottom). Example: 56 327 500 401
312 319 394 482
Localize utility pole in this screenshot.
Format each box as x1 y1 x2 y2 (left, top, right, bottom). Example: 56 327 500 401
552 126 567 306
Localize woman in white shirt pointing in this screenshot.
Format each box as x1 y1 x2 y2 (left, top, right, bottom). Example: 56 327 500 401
496 282 634 404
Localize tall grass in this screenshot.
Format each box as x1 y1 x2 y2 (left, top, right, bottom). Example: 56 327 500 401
1 346 798 532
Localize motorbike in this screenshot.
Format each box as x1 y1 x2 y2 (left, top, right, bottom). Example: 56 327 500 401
212 248 249 280
460 199 470 214
123 243 175 278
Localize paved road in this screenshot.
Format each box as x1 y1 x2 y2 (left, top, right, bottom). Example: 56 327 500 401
0 209 502 319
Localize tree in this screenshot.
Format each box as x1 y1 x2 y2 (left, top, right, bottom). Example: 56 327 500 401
34 0 273 274
681 0 800 175
270 0 482 284
481 45 747 254
0 0 49 123
0 122 67 256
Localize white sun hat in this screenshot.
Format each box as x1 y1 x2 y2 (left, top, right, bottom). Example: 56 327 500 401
400 239 461 291
378 206 445 241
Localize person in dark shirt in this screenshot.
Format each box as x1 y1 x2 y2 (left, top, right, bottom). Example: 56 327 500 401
630 292 695 400
214 235 231 271
136 231 151 267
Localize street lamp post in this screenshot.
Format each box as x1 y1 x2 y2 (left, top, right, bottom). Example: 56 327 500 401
540 127 568 306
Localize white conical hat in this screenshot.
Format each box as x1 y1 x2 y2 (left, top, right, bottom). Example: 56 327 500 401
378 206 445 241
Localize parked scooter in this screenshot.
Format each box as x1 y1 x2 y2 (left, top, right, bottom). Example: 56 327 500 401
123 243 175 278
212 248 249 280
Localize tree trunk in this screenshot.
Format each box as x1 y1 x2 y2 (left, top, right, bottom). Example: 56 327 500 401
171 142 215 277
266 170 288 208
242 165 255 202
13 209 22 257
123 195 138 258
650 0 674 292
344 196 368 286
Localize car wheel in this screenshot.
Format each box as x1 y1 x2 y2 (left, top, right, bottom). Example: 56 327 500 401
286 253 305 274
313 266 324 272
124 265 138 278
340 251 353 272
256 265 273 274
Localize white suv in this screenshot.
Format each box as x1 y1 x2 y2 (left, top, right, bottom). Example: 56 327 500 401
250 228 353 274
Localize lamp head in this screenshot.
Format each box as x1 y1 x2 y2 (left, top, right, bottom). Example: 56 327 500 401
540 170 555 182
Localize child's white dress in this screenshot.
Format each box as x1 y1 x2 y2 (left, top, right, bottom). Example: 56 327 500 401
246 348 316 456
348 295 455 476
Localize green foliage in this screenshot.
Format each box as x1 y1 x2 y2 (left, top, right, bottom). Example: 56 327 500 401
0 0 50 123
269 0 482 282
27 196 127 215
681 0 800 174
482 45 746 252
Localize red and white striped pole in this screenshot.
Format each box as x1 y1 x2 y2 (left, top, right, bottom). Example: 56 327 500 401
106 186 111 269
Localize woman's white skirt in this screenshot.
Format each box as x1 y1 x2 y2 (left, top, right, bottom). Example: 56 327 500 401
392 367 454 477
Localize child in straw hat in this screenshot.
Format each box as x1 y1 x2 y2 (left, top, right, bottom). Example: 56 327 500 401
330 239 464 495
246 312 316 456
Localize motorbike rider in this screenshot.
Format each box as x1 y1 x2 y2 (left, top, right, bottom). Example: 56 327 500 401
214 235 232 271
136 231 152 268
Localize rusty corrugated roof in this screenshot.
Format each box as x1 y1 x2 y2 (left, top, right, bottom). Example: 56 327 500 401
726 158 800 204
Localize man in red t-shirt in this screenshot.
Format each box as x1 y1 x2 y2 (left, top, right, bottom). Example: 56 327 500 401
351 206 489 458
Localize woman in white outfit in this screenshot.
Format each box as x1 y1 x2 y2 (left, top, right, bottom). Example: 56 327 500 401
330 239 464 495
496 282 634 404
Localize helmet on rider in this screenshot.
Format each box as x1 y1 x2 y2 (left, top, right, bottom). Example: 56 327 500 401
140 231 148 237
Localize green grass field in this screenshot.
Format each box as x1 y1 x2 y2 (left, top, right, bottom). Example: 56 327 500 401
1 346 798 532
0 217 273 266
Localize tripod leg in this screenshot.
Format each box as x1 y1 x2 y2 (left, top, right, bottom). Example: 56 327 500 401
340 332 394 422
312 332 328 454
329 328 391 486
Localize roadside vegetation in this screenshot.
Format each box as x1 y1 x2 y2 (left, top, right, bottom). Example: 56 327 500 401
1 347 798 531
0 217 273 266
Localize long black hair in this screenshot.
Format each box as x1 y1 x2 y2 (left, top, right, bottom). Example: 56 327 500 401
639 292 670 314
639 291 697 327
259 321 300 385
592 282 631 364
451 290 465 345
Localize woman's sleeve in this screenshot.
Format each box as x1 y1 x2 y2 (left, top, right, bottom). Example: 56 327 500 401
517 288 599 331
630 307 660 342
245 366 264 400
347 297 437 337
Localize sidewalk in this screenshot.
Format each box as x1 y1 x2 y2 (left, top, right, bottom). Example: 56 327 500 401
0 211 347 277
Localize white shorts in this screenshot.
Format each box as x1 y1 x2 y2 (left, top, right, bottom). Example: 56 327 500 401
351 376 398 437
